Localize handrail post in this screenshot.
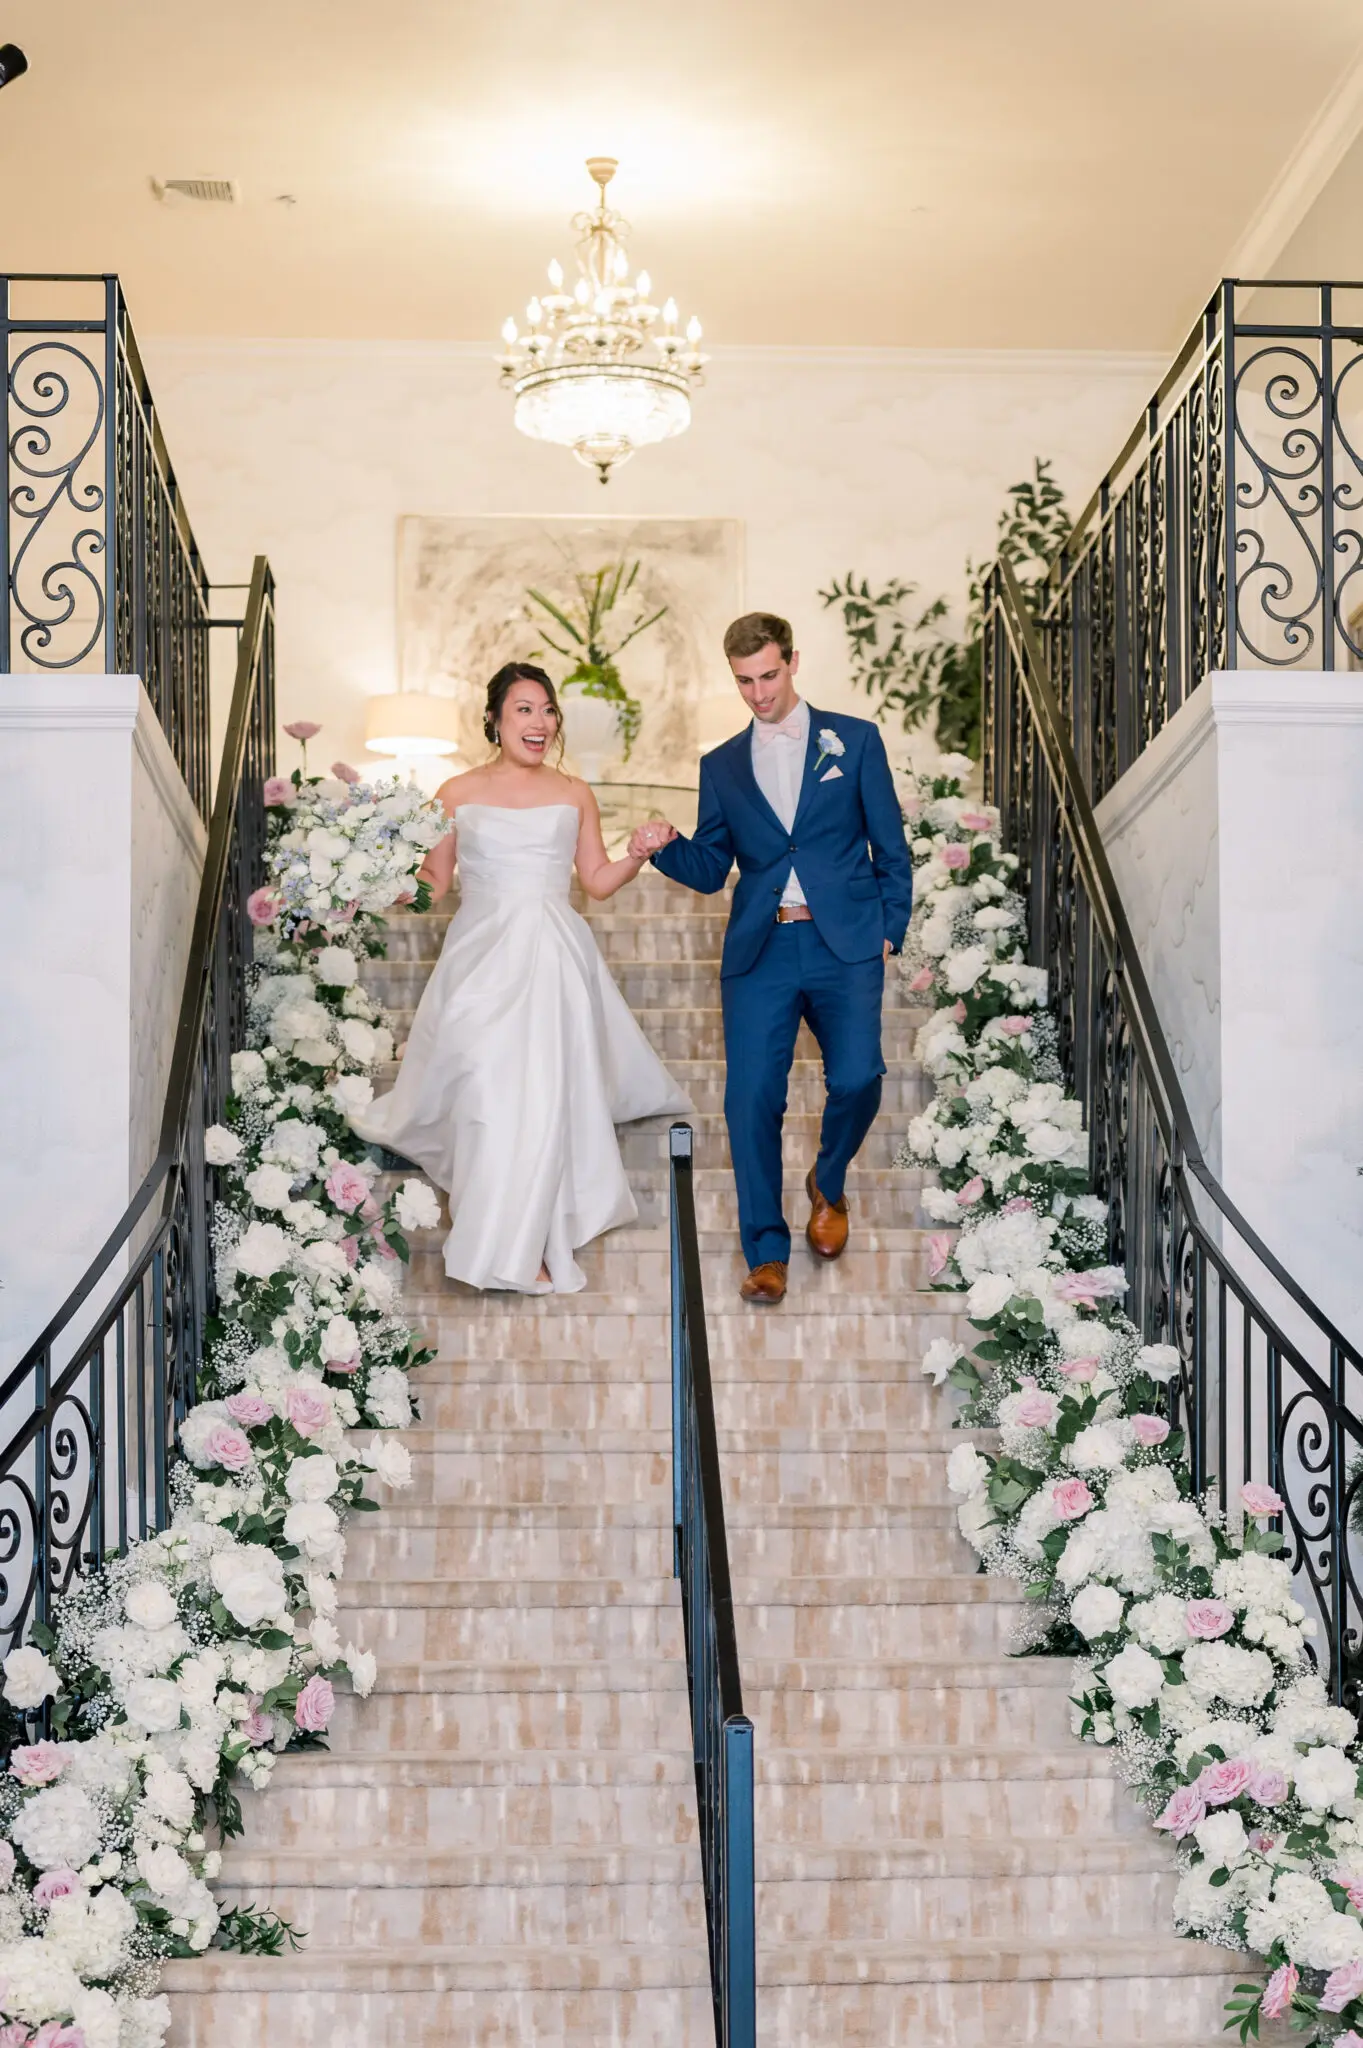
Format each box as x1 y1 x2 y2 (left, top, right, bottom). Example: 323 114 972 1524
721 1714 757 2047
670 1120 690 1581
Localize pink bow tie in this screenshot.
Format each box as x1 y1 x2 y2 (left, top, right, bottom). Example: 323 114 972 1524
754 710 804 747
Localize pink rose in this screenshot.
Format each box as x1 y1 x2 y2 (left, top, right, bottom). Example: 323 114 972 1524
1185 1599 1234 1640
1131 1414 1170 1446
1197 1757 1253 1805
949 1000 967 1023
1321 1962 1363 2016
908 967 935 993
1014 1391 1059 1429
324 1354 360 1375
1260 1963 1298 2021
1153 1784 1206 1839
9 1742 64 1786
285 1386 331 1437
1335 2035 1363 2048
1248 1830 1278 1855
927 1234 952 1278
1051 1478 1094 1521
246 887 282 928
33 2026 86 2048
325 1162 371 1214
341 1236 360 1268
1002 1197 1033 1215
1241 1482 1284 1518
330 761 361 784
998 1015 1031 1036
959 810 993 830
284 720 321 741
1053 1276 1099 1309
941 843 970 869
203 1422 252 1473
1248 1768 1288 1809
295 1674 335 1732
32 1867 82 1909
956 1177 985 1207
244 1698 273 1747
225 1393 274 1429
1342 1874 1363 1912
263 776 293 806
0 2026 29 2048
1059 1357 1099 1382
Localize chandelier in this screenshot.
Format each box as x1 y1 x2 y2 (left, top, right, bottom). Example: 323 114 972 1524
498 157 706 484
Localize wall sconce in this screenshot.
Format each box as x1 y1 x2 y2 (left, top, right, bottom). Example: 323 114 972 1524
364 691 461 758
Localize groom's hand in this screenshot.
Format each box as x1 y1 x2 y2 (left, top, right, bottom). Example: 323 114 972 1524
883 940 893 962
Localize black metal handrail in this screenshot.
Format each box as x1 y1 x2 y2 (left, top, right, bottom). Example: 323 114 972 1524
1040 278 1363 803
985 553 1363 1708
669 1122 756 2047
1 273 212 814
0 558 275 1654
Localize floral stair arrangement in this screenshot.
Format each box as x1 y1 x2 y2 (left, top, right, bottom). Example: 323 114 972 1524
903 757 1363 2046
0 735 450 2048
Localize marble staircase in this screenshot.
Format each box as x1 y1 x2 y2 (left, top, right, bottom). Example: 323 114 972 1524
165 868 1246 2045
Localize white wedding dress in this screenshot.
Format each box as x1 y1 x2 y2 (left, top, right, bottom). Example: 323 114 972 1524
351 804 688 1294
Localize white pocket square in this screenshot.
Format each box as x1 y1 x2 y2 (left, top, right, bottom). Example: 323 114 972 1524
820 764 843 781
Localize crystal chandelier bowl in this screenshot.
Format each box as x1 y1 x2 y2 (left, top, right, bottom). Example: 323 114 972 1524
498 158 706 483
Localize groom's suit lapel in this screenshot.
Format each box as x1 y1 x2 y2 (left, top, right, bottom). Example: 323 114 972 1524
727 724 788 839
790 709 827 834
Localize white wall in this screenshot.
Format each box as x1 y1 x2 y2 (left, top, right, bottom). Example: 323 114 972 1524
0 679 205 1373
1097 673 1363 1347
142 338 1163 779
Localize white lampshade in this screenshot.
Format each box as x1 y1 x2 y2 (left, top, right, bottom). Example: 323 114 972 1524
364 692 461 758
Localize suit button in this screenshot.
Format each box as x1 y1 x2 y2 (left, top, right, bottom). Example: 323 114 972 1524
789 844 797 852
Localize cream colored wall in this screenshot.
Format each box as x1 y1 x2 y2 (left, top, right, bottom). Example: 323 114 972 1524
144 339 1162 783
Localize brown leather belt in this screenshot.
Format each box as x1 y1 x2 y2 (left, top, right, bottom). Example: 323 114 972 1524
775 905 814 924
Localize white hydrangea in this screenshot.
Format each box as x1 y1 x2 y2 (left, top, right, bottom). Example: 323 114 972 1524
1182 1641 1275 1709
1102 1643 1166 1711
1294 1745 1359 1816
11 1782 103 1870
1127 1593 1188 1657
1070 1583 1125 1641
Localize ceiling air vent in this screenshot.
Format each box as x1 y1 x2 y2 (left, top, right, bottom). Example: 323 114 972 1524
152 178 240 206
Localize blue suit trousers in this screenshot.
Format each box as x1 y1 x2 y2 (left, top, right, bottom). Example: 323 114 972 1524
722 922 885 1269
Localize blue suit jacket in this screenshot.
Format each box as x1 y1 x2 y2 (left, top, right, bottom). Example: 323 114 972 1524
651 707 914 979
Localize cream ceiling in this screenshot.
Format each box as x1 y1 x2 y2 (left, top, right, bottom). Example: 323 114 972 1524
2 0 1361 349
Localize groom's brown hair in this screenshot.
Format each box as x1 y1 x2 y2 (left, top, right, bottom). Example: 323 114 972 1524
724 611 793 664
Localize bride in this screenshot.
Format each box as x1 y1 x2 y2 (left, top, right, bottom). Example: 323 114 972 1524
351 661 688 1294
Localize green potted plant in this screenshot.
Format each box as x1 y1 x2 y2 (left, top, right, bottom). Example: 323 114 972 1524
526 559 665 776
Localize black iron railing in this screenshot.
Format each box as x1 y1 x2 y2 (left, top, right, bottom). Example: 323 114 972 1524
0 559 275 1655
1039 279 1363 803
985 554 1363 1709
669 1122 756 2047
1 274 212 815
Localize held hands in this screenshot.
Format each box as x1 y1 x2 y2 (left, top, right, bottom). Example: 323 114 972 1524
628 820 679 863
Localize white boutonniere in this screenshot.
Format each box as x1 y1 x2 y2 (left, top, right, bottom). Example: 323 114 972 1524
813 727 845 775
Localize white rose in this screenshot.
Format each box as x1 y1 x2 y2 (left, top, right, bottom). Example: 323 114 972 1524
137 1843 194 1909
345 1644 377 1696
234 1221 292 1280
394 1179 441 1232
203 1125 243 1167
209 1547 288 1628
141 1767 195 1830
230 1050 267 1095
921 1338 964 1386
1193 1809 1247 1869
965 1272 1016 1321
329 1075 374 1117
245 1163 295 1212
1102 1643 1165 1711
946 1443 991 1498
11 1781 102 1871
1067 1425 1126 1474
313 946 358 987
283 1499 341 1560
1294 1744 1359 1816
3 1643 59 1709
124 1581 178 1632
1025 1122 1076 1162
320 1316 360 1366
306 1572 339 1617
120 1676 184 1733
285 1452 340 1503
362 1438 413 1488
298 1241 350 1285
943 946 990 993
338 1018 377 1065
1070 1583 1124 1641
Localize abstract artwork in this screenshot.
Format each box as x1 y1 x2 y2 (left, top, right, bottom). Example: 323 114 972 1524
396 514 744 787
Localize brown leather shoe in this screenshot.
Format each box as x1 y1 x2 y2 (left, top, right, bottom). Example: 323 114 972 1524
805 1166 849 1260
740 1261 788 1304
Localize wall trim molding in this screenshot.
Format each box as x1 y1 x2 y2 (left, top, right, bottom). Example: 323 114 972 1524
1226 39 1363 276
0 674 142 730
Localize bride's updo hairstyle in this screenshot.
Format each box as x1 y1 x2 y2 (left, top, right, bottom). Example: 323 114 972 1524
483 661 565 761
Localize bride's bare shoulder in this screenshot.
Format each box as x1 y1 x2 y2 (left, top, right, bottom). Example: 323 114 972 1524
433 767 494 813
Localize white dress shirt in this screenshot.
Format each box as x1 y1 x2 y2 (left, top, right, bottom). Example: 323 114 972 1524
751 697 809 907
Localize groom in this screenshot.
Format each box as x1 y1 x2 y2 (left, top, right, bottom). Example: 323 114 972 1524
628 611 913 1304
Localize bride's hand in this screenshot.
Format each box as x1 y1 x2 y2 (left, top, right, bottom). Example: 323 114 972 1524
628 821 677 862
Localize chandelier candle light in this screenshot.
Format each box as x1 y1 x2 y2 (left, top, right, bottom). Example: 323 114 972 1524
498 157 707 483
